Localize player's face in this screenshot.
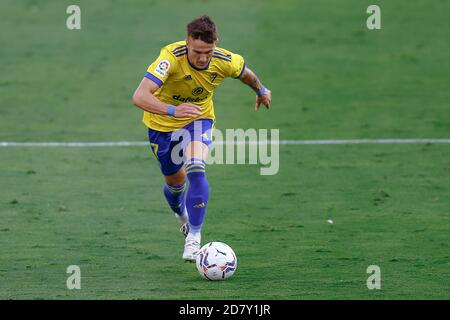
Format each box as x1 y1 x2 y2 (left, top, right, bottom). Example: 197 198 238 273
186 36 215 69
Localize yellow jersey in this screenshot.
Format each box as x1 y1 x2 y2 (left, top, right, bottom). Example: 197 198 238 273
142 40 246 132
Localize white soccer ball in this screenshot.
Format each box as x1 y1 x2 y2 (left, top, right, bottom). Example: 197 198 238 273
196 241 237 280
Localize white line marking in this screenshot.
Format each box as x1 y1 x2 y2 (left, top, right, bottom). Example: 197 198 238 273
273 139 450 145
0 139 449 147
0 141 149 147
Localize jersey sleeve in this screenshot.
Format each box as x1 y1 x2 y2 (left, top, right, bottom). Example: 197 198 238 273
145 48 176 87
229 52 246 79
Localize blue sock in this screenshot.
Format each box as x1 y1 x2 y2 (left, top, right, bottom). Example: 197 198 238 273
163 181 186 216
185 158 209 234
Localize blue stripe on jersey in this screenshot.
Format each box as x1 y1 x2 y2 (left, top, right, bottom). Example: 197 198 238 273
174 50 187 57
145 72 163 87
173 50 187 56
172 46 187 54
213 50 231 59
174 50 187 56
234 62 247 79
212 55 231 62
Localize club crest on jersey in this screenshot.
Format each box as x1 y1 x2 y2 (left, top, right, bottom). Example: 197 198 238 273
210 72 218 82
155 60 170 77
184 75 192 80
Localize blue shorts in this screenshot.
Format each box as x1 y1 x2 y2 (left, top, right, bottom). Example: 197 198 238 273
147 119 214 176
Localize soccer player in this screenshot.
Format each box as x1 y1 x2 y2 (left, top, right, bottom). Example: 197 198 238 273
132 15 271 261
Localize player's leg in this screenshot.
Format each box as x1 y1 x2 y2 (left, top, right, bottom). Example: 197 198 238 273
148 128 188 234
182 140 209 261
182 119 213 261
163 167 186 217
184 140 209 239
163 167 189 235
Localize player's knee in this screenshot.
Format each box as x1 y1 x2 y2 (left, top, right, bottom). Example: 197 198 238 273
164 169 186 186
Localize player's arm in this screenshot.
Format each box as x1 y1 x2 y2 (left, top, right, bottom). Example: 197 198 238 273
132 78 201 118
239 67 272 111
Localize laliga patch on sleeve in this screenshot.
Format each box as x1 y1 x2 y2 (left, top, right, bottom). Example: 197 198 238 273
155 60 170 77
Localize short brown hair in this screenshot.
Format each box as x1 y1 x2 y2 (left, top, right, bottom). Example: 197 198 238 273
187 15 218 44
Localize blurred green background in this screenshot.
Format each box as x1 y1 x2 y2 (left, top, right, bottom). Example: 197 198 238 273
0 0 449 299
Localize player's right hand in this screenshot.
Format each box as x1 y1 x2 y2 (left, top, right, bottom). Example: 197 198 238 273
255 88 272 111
174 103 203 118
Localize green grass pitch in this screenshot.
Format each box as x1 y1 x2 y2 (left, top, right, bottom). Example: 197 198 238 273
0 0 449 299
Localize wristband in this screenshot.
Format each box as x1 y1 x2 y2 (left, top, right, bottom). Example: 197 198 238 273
166 105 176 116
257 86 266 97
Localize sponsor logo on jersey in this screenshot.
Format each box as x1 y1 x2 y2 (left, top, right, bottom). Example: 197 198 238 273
154 60 170 77
192 87 204 96
172 94 208 103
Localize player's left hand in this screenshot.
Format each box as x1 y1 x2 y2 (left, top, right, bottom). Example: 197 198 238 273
255 88 271 111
